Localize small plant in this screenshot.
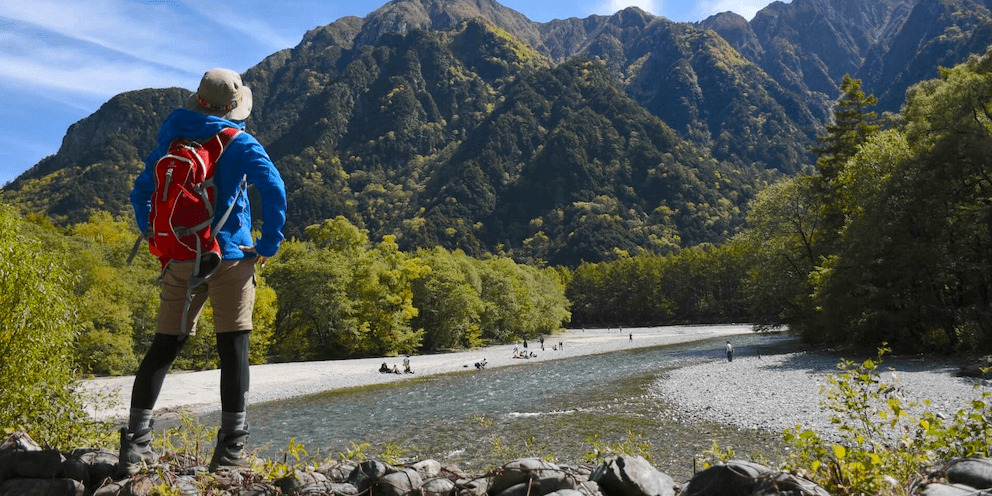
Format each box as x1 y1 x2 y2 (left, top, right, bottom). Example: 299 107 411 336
582 431 653 463
697 441 737 469
256 437 311 480
781 345 992 495
155 409 216 470
377 442 405 465
339 441 372 461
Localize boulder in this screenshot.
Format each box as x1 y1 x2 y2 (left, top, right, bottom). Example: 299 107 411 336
0 431 42 452
379 467 424 496
67 447 118 487
231 484 281 496
456 476 489 496
0 477 84 496
275 469 332 495
946 458 992 489
545 491 587 496
413 459 443 480
489 458 561 495
318 461 356 481
3 449 66 479
680 460 773 496
348 459 393 493
589 455 678 496
751 471 832 496
423 476 457 496
92 479 127 495
331 482 361 495
920 483 992 496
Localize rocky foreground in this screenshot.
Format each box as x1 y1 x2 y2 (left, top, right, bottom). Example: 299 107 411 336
2 428 992 496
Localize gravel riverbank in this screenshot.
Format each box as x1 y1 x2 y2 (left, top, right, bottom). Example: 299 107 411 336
652 345 991 441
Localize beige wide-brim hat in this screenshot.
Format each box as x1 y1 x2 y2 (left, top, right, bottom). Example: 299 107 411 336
185 68 253 121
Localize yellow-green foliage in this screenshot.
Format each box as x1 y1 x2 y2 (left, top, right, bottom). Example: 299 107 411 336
782 346 992 495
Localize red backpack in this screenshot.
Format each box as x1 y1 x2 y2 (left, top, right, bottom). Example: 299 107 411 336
145 127 242 272
128 127 246 337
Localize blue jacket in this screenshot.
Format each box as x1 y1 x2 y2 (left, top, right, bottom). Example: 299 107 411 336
130 108 287 259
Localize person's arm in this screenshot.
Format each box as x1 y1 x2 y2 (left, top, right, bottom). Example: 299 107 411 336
235 135 287 259
130 144 165 233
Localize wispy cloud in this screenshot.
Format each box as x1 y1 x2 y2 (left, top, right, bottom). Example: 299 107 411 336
182 0 300 52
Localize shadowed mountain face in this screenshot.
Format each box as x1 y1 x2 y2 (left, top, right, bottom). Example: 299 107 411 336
5 0 992 265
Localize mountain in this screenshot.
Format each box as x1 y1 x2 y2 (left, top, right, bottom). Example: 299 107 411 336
4 0 992 265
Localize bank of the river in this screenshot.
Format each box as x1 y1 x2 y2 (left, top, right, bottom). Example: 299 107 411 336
82 324 755 421
653 346 991 442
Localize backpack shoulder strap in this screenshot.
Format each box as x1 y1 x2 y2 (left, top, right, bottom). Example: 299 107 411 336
198 127 242 161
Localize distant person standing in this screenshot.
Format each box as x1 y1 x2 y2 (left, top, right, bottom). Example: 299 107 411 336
629 333 633 342
726 341 734 362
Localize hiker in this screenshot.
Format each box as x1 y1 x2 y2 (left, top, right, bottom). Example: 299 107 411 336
121 68 286 476
403 356 413 374
726 341 734 362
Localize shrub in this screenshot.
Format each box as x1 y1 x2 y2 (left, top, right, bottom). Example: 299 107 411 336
782 345 992 495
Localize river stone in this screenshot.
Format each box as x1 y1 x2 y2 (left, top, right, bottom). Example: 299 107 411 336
318 461 355 481
121 473 161 496
947 458 992 489
275 469 331 495
3 449 65 479
423 476 457 496
494 474 585 496
0 477 84 496
379 467 423 496
348 460 393 492
457 476 489 496
92 480 126 495
233 484 281 495
920 483 992 496
489 458 561 495
442 464 471 481
545 490 587 496
589 455 677 496
331 482 361 495
680 460 773 496
0 431 42 452
751 471 831 496
413 459 443 480
69 448 119 486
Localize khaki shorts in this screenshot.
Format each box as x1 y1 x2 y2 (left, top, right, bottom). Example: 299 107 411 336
157 258 256 335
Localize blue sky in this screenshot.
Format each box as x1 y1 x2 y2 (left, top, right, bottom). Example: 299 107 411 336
0 0 781 186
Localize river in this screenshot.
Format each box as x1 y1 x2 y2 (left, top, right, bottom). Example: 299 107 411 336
226 330 798 481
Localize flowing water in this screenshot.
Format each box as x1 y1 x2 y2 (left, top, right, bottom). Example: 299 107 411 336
210 330 799 481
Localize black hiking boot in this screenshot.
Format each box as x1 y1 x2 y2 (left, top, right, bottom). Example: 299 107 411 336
117 425 157 477
209 428 250 472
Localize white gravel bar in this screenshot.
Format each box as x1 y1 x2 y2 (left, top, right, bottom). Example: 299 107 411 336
652 348 991 440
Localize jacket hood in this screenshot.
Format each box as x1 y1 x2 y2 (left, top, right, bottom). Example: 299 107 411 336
157 108 245 145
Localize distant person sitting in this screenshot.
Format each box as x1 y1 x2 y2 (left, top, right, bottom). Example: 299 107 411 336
474 358 488 370
379 362 390 373
392 364 401 374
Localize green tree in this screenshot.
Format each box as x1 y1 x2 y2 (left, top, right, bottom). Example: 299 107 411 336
0 204 96 447
411 247 486 350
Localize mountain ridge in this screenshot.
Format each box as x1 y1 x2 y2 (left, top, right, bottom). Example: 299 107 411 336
4 0 992 265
